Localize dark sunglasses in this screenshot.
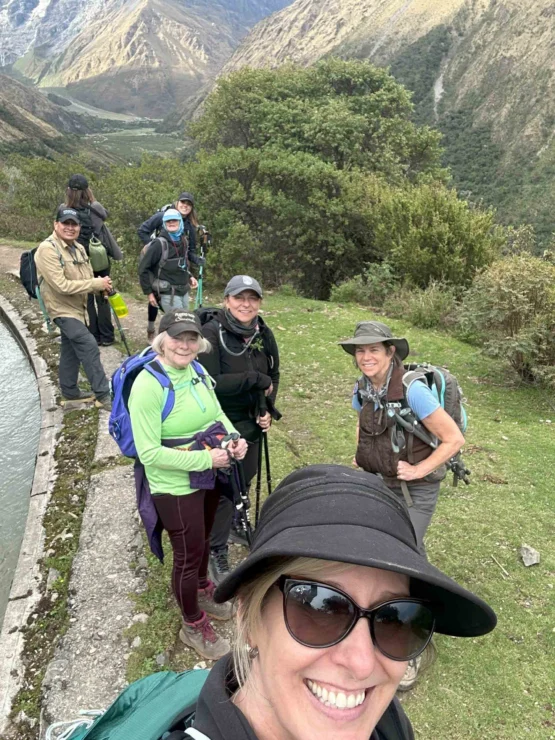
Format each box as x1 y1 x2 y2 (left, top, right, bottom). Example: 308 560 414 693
278 576 435 661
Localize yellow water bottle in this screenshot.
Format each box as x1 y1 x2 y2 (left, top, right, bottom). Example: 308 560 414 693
107 289 128 318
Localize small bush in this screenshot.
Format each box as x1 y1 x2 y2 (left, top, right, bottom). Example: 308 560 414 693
458 255 555 385
330 262 398 305
383 281 457 329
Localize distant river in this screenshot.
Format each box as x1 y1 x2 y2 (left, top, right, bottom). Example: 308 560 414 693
0 320 40 628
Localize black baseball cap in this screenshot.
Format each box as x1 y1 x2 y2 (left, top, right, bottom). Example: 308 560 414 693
68 174 89 190
158 309 202 337
56 207 81 224
177 192 195 205
215 465 497 638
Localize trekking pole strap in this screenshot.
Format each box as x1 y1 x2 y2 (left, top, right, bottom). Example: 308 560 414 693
400 481 413 507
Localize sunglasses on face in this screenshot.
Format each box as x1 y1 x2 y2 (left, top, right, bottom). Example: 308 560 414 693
278 576 435 661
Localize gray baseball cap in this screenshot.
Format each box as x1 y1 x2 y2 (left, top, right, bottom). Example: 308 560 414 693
339 321 409 360
224 275 263 298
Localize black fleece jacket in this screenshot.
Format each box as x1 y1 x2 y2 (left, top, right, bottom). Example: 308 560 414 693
197 310 280 425
138 229 191 296
192 655 415 740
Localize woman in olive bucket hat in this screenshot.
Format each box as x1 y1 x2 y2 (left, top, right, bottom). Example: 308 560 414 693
184 464 496 740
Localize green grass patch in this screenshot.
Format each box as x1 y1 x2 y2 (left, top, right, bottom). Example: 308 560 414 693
0 237 36 249
128 290 554 739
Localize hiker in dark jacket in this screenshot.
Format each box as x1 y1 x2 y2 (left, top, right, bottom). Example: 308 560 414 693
189 464 496 740
64 173 122 346
197 275 280 583
138 209 198 319
138 192 202 341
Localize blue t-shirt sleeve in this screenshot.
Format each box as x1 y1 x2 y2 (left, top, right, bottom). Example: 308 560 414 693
407 380 440 421
352 381 362 412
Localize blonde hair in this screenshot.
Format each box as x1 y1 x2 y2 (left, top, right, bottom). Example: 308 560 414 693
151 329 211 356
233 556 350 688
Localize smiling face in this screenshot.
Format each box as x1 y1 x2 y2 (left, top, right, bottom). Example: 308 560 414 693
355 343 395 386
164 219 181 233
176 200 193 217
54 219 80 244
161 331 200 369
225 290 262 325
239 564 409 740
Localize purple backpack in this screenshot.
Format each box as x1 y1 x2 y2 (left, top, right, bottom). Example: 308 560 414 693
109 347 207 457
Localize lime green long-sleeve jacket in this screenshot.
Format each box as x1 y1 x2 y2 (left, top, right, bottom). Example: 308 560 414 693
129 361 237 495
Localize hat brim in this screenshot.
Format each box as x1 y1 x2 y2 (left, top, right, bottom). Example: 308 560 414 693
166 322 201 337
215 524 496 638
226 287 262 298
339 336 409 361
58 217 80 224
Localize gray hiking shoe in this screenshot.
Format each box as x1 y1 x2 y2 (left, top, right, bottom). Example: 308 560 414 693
197 581 233 621
179 612 230 661
61 390 95 407
95 394 112 412
209 548 230 586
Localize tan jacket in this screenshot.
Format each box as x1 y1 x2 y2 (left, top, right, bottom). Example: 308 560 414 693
35 231 106 322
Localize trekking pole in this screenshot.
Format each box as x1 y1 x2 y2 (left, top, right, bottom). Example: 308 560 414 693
110 307 131 357
258 391 273 498
221 435 253 547
195 226 211 310
255 433 263 527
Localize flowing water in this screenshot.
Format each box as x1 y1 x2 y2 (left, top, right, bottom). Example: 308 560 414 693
0 320 40 628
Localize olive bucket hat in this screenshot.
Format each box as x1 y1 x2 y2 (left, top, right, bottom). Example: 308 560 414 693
339 320 409 361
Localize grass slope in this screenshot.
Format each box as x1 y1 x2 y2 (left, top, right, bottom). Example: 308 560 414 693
127 290 554 739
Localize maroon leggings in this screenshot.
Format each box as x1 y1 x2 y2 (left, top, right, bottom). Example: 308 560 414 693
153 489 220 622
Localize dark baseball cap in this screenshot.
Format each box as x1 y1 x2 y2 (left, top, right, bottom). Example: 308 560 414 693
56 207 81 224
158 309 202 337
215 465 497 638
224 275 263 298
68 174 89 190
178 192 195 205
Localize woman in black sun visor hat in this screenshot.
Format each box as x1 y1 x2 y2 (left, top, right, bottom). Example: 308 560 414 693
185 464 496 740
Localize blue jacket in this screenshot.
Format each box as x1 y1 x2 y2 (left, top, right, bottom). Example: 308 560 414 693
137 207 200 264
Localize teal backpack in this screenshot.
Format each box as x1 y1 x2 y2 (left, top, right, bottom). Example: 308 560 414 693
45 670 209 740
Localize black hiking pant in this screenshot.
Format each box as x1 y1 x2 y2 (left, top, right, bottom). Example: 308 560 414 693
87 292 114 344
54 317 110 400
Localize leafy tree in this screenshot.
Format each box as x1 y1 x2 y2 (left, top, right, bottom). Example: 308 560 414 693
190 59 446 184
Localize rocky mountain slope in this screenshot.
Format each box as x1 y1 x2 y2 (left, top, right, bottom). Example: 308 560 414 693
221 0 555 240
1 0 292 118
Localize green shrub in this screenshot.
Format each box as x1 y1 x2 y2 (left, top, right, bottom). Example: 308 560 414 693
330 262 397 305
382 281 457 329
458 255 555 385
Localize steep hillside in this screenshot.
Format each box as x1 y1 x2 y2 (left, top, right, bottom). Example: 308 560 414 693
221 0 555 241
1 0 292 118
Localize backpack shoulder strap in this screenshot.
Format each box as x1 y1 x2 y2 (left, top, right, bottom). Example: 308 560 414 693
45 237 66 268
185 729 211 740
145 359 175 421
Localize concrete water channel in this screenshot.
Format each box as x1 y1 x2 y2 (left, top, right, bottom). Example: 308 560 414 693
0 319 40 628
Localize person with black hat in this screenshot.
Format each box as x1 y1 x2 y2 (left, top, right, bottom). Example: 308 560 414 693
197 275 280 585
184 464 496 740
64 173 121 346
138 192 202 341
339 321 465 554
35 207 113 409
128 309 248 661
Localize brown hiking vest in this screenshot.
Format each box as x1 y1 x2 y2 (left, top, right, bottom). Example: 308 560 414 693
355 363 445 485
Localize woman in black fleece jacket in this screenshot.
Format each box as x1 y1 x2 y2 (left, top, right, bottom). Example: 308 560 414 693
197 275 279 582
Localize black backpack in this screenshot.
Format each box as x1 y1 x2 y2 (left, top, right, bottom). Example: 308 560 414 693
19 238 59 299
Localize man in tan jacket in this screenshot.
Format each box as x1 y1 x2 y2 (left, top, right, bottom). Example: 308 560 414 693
35 207 113 408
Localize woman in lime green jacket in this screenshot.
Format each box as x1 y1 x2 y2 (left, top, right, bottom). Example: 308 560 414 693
129 309 247 661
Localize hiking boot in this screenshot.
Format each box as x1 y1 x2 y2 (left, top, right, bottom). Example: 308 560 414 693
179 612 230 661
228 522 249 547
397 656 422 692
209 547 230 586
197 580 233 621
95 394 112 412
62 390 95 403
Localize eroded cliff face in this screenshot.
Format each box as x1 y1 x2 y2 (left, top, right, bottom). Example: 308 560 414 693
0 0 292 116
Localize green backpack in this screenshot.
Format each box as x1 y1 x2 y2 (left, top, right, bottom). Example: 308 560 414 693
45 669 209 740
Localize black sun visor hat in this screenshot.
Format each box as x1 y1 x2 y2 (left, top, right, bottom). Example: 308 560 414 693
215 465 497 639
